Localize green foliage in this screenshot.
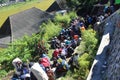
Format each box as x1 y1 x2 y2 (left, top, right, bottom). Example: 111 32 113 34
66 0 80 9
0 34 39 78
41 20 62 41
0 70 7 78
54 11 77 27
82 29 98 56
66 0 99 10
0 11 77 79
74 29 99 80
75 53 90 80
0 15 64 78
55 14 71 27
68 11 78 19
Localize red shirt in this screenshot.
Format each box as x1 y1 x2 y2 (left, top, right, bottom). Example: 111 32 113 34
40 58 50 67
53 49 59 57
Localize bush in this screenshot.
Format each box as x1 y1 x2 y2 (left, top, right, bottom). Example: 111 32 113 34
54 11 77 27
55 14 71 27
0 16 63 79
75 53 90 80
41 20 62 41
0 70 7 78
73 29 99 80
0 11 77 79
68 11 77 19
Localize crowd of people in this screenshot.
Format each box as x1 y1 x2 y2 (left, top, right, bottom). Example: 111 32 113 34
11 4 117 80
11 17 85 80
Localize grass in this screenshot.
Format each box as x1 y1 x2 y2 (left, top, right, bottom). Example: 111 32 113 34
0 0 55 27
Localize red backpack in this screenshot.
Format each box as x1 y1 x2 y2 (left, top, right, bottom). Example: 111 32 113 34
40 58 50 67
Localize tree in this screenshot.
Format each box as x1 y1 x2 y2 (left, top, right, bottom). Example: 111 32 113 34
66 0 99 10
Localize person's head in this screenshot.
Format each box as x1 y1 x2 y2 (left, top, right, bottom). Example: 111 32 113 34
54 36 57 39
16 61 22 66
60 32 63 35
75 53 78 56
22 63 28 68
39 58 42 63
41 54 46 58
29 62 34 68
74 35 79 40
59 48 62 53
25 77 30 80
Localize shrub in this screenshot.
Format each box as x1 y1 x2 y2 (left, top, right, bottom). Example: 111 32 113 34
41 20 62 42
54 11 77 27
68 11 77 19
0 17 63 79
55 14 71 27
0 70 7 78
77 53 90 79
0 11 77 79
74 29 99 80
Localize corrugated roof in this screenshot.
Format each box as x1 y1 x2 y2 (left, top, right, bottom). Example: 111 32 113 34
0 7 53 47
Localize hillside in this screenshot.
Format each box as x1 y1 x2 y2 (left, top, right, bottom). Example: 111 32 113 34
0 0 54 27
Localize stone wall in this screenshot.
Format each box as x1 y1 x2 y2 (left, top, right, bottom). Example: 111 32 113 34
103 13 120 80
87 9 120 80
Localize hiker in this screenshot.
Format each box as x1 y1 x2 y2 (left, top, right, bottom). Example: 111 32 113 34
58 32 66 42
110 0 115 6
86 15 93 25
54 36 61 48
20 63 30 80
110 5 115 13
12 58 23 76
98 15 104 22
46 67 56 80
40 53 50 62
12 58 30 80
66 28 73 39
55 58 70 78
51 38 56 49
60 46 68 60
71 20 81 37
52 57 58 68
39 57 51 72
52 48 60 59
80 26 85 31
68 53 79 72
64 29 71 38
71 35 81 49
66 45 74 57
39 57 55 80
